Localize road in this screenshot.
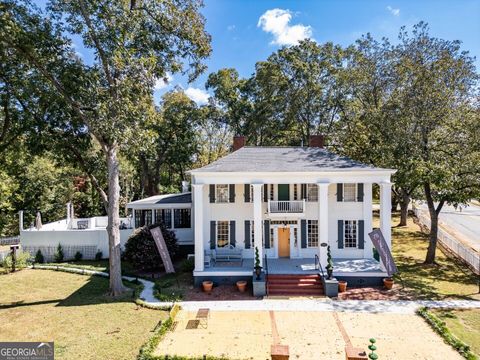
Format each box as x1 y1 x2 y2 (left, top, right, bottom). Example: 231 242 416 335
417 202 480 252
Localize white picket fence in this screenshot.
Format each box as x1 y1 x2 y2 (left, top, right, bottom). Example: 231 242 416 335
413 205 480 275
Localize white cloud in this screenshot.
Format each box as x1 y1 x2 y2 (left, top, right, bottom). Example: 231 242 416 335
184 87 210 105
257 8 312 46
154 73 173 90
227 25 236 31
386 6 400 16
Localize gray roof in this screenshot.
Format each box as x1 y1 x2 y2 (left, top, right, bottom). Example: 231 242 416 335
190 147 391 173
127 193 191 206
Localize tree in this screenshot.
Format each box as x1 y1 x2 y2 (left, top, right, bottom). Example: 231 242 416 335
1 0 211 294
393 23 479 263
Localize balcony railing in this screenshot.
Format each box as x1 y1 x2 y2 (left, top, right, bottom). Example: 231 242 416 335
268 200 305 214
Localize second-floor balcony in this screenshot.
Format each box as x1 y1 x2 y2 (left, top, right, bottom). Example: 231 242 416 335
268 200 305 215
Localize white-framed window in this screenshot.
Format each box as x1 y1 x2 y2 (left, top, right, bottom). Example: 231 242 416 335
307 220 318 247
307 184 318 202
344 220 358 248
216 184 229 203
155 209 172 228
216 220 230 248
293 184 298 200
343 183 357 202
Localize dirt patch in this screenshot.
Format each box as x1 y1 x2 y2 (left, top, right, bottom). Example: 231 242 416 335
184 284 258 301
155 310 463 360
338 284 416 300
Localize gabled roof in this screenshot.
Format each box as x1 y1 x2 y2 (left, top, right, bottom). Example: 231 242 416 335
189 147 392 173
127 192 191 207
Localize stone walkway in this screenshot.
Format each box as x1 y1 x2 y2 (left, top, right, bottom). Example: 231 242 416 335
32 265 480 314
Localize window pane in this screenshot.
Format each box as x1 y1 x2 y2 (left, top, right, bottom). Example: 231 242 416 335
155 209 172 228
216 184 229 203
343 184 356 202
174 209 191 228
307 184 318 202
216 221 229 248
308 220 318 247
344 220 357 248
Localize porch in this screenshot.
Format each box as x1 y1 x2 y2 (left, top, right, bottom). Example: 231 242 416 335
197 257 384 276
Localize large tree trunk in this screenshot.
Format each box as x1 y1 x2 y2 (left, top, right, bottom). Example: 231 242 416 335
106 145 128 295
398 189 410 227
423 183 443 264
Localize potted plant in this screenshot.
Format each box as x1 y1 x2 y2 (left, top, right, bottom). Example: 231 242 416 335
383 277 394 290
325 245 334 280
254 247 262 280
202 280 213 293
236 280 247 292
338 280 347 292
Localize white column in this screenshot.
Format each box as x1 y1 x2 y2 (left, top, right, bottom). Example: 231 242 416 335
193 184 204 272
380 182 392 249
363 183 373 258
252 183 263 267
317 183 329 268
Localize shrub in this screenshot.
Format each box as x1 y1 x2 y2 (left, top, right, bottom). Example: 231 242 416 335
74 251 83 261
95 250 103 261
34 249 44 264
123 222 178 272
2 251 32 272
54 244 64 263
180 257 195 272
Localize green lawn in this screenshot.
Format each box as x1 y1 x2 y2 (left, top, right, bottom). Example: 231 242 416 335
432 308 480 358
0 269 167 360
381 213 479 300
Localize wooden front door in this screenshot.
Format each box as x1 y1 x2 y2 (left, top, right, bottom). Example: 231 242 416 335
278 228 290 257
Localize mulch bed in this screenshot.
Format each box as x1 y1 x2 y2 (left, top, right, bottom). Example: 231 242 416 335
337 284 415 300
184 284 258 301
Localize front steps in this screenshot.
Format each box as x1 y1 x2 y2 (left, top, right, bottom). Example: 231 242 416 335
266 274 324 296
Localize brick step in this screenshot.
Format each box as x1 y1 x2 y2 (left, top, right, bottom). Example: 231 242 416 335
268 283 323 289
267 279 322 285
268 287 324 296
267 274 320 279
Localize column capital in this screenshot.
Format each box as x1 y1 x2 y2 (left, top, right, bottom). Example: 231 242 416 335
251 183 264 188
192 183 204 189
317 182 330 187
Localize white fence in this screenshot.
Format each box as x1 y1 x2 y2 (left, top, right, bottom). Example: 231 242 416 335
268 200 305 213
413 205 480 275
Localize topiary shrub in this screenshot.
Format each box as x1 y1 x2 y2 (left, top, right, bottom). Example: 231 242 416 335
123 222 178 272
54 244 64 263
74 251 83 261
34 249 44 264
95 250 103 261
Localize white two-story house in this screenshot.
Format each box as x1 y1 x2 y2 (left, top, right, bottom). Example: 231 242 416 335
189 136 395 288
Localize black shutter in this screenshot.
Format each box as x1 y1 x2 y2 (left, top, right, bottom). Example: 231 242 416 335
263 184 268 202
210 221 216 249
264 220 270 248
301 184 307 200
358 220 364 249
338 220 344 249
301 219 307 248
244 184 250 202
337 183 343 202
209 184 215 203
230 221 236 247
357 183 364 202
229 184 235 203
244 220 251 249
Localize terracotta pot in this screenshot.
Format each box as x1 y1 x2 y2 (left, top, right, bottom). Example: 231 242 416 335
236 280 247 292
383 278 394 290
202 280 213 293
338 280 347 293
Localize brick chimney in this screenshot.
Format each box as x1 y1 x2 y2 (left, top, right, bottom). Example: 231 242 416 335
233 136 246 151
309 135 325 148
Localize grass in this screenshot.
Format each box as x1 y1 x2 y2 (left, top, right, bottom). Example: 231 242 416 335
0 269 168 360
153 272 193 302
384 212 480 300
431 308 480 359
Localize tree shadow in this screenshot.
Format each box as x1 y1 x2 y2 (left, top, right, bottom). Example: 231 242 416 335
56 275 138 307
0 299 65 310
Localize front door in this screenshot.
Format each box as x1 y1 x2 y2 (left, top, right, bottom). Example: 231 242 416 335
278 228 290 257
278 184 290 201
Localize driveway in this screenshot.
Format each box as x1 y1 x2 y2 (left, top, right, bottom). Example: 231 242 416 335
417 202 480 252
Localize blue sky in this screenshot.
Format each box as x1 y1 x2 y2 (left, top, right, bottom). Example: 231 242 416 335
64 0 480 104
